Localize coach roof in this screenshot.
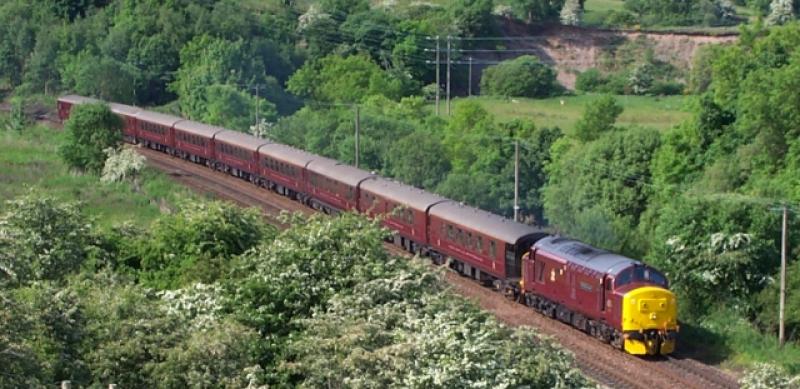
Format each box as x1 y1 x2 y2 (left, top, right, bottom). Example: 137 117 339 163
306 158 374 187
174 120 226 138
534 236 639 275
215 130 269 150
429 201 545 243
108 103 140 116
58 95 100 105
360 177 449 211
135 110 184 127
257 143 319 167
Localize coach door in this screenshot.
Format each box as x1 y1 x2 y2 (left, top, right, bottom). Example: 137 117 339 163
505 244 520 279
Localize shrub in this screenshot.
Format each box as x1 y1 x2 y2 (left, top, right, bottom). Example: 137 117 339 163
480 55 560 98
59 103 123 173
650 80 685 95
575 68 607 92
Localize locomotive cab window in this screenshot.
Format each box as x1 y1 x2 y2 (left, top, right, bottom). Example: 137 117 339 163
614 265 668 289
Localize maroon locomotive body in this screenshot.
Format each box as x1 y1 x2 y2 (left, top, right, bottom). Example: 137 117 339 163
56 95 678 356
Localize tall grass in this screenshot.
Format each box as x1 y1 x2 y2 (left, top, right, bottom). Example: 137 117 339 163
0 123 194 228
681 307 800 373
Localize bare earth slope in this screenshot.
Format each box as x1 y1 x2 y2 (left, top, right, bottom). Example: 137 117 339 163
472 21 737 89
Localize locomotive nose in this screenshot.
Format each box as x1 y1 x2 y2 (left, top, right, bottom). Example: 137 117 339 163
621 287 678 355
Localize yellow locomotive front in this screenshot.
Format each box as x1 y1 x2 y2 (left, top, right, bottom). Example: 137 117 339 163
621 286 679 355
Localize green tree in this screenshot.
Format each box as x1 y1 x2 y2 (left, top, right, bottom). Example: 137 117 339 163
59 103 122 173
60 53 136 103
544 127 661 252
202 83 277 132
386 132 451 189
450 0 496 36
287 54 404 103
136 201 274 290
573 95 623 142
649 198 782 318
0 193 92 286
480 55 560 98
509 0 567 23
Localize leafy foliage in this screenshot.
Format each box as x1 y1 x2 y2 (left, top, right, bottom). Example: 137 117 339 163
624 0 739 26
287 54 405 103
284 271 590 388
544 126 660 253
135 201 275 289
573 95 623 142
59 103 122 173
0 192 93 286
480 55 560 98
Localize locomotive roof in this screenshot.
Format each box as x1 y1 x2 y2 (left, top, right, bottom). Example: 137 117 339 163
108 103 140 116
360 177 450 211
306 158 374 187
135 110 184 127
215 130 269 150
174 120 226 138
257 143 319 167
58 95 100 105
429 201 545 243
534 236 639 275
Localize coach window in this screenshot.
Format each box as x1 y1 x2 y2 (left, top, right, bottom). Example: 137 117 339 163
489 241 497 259
477 236 483 254
447 225 454 241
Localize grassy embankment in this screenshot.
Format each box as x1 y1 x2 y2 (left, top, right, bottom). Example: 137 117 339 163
454 94 691 132
682 308 800 373
0 123 194 228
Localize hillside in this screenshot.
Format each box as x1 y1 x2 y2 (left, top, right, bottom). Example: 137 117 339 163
469 21 738 89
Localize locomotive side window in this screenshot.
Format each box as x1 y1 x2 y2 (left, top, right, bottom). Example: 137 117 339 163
536 260 545 283
489 240 496 258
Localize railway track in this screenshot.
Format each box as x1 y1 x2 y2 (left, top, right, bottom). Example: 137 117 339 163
136 146 741 389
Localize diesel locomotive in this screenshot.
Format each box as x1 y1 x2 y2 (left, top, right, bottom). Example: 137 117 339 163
58 95 678 355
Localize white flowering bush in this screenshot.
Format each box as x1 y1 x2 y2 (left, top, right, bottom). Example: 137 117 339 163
297 4 331 32
101 146 145 183
0 193 92 285
739 363 800 388
767 0 795 25
159 282 227 331
282 265 590 388
560 0 582 26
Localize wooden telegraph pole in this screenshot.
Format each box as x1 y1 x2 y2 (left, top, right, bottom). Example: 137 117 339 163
780 204 788 347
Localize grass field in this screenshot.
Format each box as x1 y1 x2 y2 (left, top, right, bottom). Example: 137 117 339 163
452 94 691 133
0 124 194 228
582 0 625 26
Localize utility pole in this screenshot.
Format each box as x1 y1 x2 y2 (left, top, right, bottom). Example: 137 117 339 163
446 35 451 116
780 204 788 347
435 36 440 116
254 84 259 129
468 56 474 97
514 140 520 222
354 105 360 168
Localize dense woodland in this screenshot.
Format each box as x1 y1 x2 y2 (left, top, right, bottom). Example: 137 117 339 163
3 0 800 386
